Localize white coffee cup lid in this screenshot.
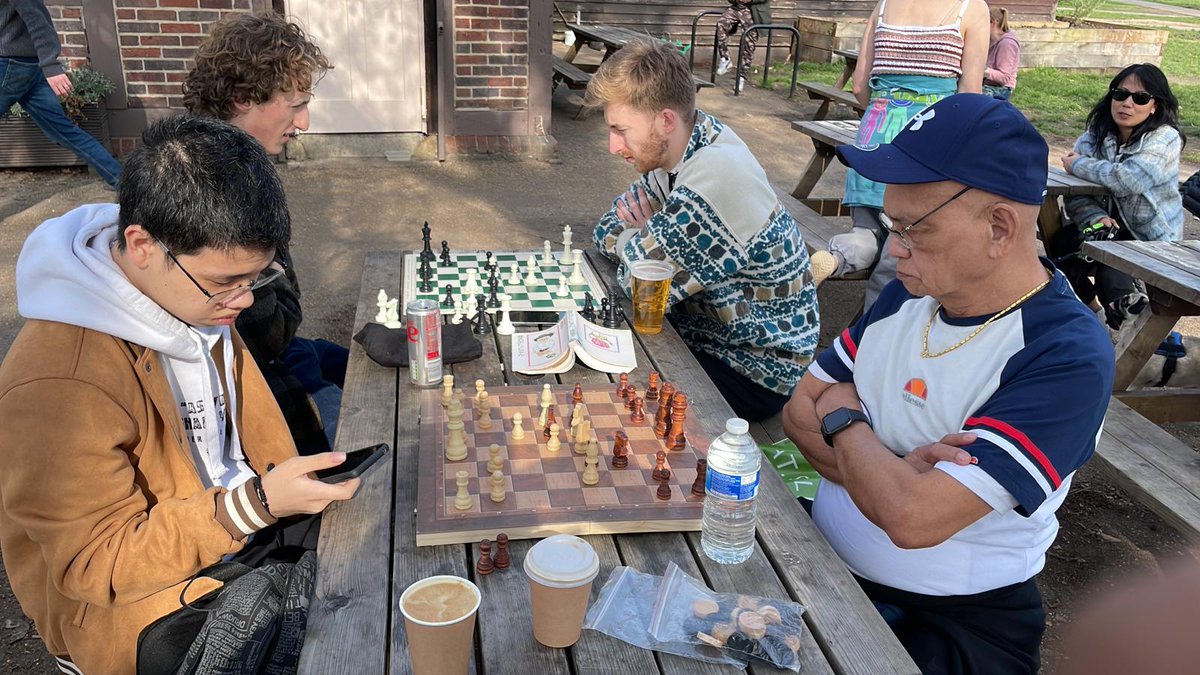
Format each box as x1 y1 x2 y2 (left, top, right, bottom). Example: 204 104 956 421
523 534 599 588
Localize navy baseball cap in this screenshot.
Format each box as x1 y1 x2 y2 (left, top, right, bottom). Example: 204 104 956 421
836 94 1049 205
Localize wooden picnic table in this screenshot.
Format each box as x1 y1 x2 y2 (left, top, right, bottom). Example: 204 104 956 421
564 23 659 63
832 48 858 89
298 249 919 675
787 119 1110 242
1083 240 1200 422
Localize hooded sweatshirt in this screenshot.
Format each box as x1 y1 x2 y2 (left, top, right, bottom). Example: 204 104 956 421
16 203 256 491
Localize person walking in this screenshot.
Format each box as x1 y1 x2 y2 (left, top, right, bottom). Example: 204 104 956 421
714 0 771 92
0 0 121 187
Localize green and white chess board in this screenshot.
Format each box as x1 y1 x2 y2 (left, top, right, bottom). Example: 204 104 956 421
402 250 609 317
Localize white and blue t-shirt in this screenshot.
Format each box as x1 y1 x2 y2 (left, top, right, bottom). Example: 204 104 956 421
808 265 1113 596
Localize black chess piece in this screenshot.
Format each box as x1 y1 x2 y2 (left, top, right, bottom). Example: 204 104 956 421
599 297 613 327
581 292 596 321
485 251 494 273
418 258 433 293
442 284 455 307
487 276 501 308
609 301 626 329
473 295 492 335
420 222 434 263
440 241 452 266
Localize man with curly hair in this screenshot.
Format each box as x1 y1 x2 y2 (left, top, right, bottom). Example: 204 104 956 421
184 12 348 457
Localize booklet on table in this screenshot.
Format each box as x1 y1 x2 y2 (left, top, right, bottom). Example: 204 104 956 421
511 312 636 375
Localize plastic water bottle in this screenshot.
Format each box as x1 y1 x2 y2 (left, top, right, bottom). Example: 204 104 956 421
701 418 760 564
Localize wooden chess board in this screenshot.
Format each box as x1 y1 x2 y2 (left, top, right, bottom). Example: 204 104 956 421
402 250 609 321
415 384 710 546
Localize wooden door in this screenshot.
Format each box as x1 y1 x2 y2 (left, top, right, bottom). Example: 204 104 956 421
287 0 426 133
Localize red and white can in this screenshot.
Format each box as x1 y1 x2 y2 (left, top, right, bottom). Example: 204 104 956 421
406 299 443 386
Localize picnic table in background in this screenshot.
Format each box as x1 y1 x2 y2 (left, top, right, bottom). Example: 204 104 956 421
833 48 859 89
562 23 713 91
297 249 919 675
788 119 1111 244
797 49 864 120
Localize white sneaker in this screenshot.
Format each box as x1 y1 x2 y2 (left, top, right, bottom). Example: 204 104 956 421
735 76 745 93
717 57 732 76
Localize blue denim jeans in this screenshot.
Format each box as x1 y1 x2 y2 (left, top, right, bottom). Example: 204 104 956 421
1 56 122 187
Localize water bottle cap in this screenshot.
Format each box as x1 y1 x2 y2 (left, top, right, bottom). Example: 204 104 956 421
725 418 749 435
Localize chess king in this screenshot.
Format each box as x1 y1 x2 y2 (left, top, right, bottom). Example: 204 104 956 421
0 117 360 673
585 39 819 421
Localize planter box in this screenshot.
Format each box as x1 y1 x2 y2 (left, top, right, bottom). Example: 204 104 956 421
0 102 111 169
794 16 1168 71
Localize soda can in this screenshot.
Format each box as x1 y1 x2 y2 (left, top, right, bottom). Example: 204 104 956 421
406 299 443 386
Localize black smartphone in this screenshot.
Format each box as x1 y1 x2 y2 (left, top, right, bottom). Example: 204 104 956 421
315 443 391 484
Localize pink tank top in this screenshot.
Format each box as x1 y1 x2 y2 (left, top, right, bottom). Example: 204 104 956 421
870 0 969 79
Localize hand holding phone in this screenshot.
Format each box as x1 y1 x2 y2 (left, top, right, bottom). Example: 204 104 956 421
315 443 391 484
259 447 387 517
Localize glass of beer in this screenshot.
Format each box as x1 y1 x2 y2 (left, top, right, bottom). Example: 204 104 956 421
399 575 481 675
630 260 673 335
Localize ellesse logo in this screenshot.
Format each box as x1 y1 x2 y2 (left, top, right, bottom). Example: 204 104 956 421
902 378 928 409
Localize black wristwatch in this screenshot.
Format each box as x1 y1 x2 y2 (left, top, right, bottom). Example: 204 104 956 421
820 407 871 446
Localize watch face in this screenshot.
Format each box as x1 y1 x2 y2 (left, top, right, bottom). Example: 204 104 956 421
825 408 854 432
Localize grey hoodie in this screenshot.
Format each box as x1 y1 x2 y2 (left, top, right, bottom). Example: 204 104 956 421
0 0 66 77
15 203 254 489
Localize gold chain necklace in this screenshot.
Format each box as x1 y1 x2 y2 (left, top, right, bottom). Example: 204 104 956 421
921 271 1053 359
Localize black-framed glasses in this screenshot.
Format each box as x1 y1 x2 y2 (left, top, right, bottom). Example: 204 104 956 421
879 186 973 250
159 242 287 305
1110 88 1154 105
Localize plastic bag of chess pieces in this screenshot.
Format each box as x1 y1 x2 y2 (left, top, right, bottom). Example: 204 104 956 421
583 566 746 667
648 562 806 671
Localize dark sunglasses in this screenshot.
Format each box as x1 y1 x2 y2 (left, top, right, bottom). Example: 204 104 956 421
1110 88 1154 105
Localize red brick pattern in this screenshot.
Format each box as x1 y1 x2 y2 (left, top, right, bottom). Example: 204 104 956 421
453 0 528 111
113 0 253 109
46 1 89 70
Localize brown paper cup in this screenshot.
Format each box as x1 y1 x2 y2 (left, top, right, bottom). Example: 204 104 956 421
528 577 594 648
399 575 481 675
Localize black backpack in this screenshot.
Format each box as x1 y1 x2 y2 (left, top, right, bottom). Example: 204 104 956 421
1183 170 1200 218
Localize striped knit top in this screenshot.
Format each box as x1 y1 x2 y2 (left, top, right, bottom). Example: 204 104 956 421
870 0 969 80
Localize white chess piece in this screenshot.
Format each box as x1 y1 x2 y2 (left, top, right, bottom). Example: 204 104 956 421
454 471 472 510
511 412 526 440
496 295 515 335
556 274 569 298
508 263 521 285
570 249 586 284
464 268 480 297
487 443 503 473
441 374 455 408
452 300 464 324
524 258 539 287
384 299 403 329
375 289 389 323
561 224 573 262
542 240 554 265
547 423 562 452
489 470 506 503
540 383 553 408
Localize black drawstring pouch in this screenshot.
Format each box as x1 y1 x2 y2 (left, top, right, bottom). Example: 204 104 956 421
352 321 483 368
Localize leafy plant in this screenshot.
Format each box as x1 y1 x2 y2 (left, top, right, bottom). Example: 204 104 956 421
1059 0 1110 25
6 65 115 122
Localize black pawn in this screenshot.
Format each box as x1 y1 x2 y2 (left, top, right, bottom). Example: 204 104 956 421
485 251 494 273
599 297 612 326
418 260 433 293
581 292 596 321
442 284 455 308
440 240 452 266
487 276 502 308
473 295 492 335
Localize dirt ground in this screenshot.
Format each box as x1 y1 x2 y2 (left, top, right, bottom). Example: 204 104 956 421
1 77 1198 673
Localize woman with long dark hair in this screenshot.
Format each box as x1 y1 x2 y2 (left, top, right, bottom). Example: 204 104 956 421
1060 63 1184 330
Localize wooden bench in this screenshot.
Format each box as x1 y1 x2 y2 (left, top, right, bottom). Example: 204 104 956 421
1093 397 1200 543
551 55 591 90
798 81 866 120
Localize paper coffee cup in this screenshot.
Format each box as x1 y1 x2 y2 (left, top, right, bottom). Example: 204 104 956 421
399 575 481 675
523 534 600 647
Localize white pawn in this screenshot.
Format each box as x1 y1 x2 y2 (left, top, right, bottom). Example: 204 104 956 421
547 422 562 452
570 249 586 284
454 471 472 510
452 300 464 325
477 391 492 430
475 379 487 405
524 258 539 286
496 295 515 336
464 268 480 297
540 383 554 408
542 240 554 265
582 454 600 486
375 289 389 323
489 470 506 503
511 412 526 440
508 262 521 285
441 374 455 408
487 443 503 473
556 274 570 298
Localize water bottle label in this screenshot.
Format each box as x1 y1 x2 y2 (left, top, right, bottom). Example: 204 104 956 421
705 468 759 501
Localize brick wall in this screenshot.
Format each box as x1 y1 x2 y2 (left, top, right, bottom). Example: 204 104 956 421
114 0 253 110
454 0 528 111
46 1 89 70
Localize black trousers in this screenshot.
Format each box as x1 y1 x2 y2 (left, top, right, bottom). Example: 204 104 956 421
857 575 1045 675
688 348 790 422
228 513 322 568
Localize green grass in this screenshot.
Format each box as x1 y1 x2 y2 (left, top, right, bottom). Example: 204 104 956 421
761 62 842 90
1124 0 1200 10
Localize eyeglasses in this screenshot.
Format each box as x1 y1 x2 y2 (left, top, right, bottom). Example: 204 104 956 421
1110 88 1154 105
880 186 973 250
159 242 287 305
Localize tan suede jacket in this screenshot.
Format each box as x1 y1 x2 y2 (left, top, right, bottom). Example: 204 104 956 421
0 320 298 674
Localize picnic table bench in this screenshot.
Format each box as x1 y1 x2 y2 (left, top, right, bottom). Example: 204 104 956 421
298 249 920 674
551 55 592 90
563 23 714 91
796 49 863 121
